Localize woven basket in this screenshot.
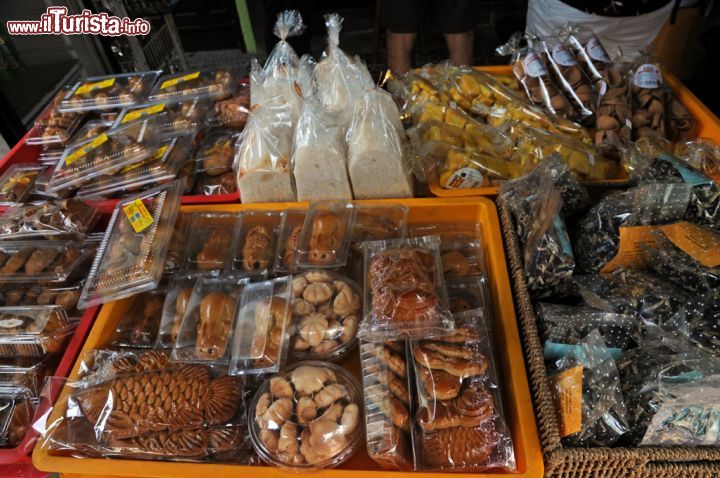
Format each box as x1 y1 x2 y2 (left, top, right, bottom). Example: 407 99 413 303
496 197 720 478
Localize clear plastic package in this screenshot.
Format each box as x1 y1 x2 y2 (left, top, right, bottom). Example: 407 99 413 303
249 361 362 469
171 275 247 364
68 119 114 147
0 164 45 206
295 201 354 269
230 210 280 274
0 283 83 319
0 358 49 397
661 288 720 356
562 24 611 84
594 64 632 146
0 240 93 285
110 289 166 348
25 89 85 146
292 99 352 201
440 239 485 279
182 211 241 274
78 181 183 309
0 305 73 358
359 235 455 341
49 120 162 193
58 71 161 112
0 385 34 448
540 36 595 121
212 81 250 129
347 88 413 199
114 95 213 139
537 303 640 360
148 68 238 102
156 274 200 348
194 170 237 197
196 129 237 179
164 212 191 275
0 199 99 240
674 138 720 177
274 209 306 274
347 204 408 281
361 340 412 470
289 270 360 361
230 276 292 375
39 147 65 165
446 276 490 315
628 55 667 140
75 135 194 198
411 310 515 471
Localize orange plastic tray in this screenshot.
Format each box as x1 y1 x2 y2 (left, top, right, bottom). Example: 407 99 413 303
33 197 542 478
428 66 719 197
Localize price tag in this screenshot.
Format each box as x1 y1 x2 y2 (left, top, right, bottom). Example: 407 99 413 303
122 199 154 233
75 78 116 96
122 103 166 123
160 71 200 90
65 133 108 166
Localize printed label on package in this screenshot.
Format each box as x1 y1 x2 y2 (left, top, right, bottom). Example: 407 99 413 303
445 167 485 189
160 71 200 90
660 221 720 268
522 52 549 77
552 44 577 67
550 365 583 437
122 103 166 123
123 198 154 233
600 224 660 273
74 78 116 96
586 36 610 63
65 133 108 166
633 63 663 89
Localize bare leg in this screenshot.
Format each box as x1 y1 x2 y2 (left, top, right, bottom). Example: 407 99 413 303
445 31 474 67
387 31 416 75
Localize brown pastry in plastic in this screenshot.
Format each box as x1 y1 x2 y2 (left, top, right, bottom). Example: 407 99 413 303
441 251 472 278
413 343 487 378
242 225 273 271
7 399 33 447
128 294 164 347
283 226 302 270
55 289 80 311
25 248 59 275
1 248 33 275
109 349 171 376
195 171 237 196
74 364 242 439
309 212 343 265
420 424 499 468
196 292 235 360
196 229 231 271
215 96 249 129
202 139 234 176
171 287 193 342
416 365 460 400
418 381 494 431
250 298 291 368
107 425 243 458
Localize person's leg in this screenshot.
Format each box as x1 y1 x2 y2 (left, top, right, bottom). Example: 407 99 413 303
437 0 478 66
381 0 419 75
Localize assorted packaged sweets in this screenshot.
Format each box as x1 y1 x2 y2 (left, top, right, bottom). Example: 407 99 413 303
58 71 161 112
149 68 239 102
0 199 99 240
25 89 85 146
0 164 46 206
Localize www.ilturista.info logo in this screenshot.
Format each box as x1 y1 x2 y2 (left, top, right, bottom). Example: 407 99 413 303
7 7 151 36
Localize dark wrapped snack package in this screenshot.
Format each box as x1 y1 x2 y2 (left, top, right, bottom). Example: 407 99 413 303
549 329 629 446
662 288 720 356
574 270 691 327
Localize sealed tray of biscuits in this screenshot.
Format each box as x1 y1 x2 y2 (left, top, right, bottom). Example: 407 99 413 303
0 305 73 358
359 235 455 341
25 89 85 146
0 384 35 448
289 270 361 361
58 71 161 112
230 210 280 275
148 68 239 102
0 164 46 206
230 276 292 375
171 275 249 365
48 119 163 193
0 199 100 240
295 201 355 269
0 358 49 397
181 211 241 274
0 240 94 284
156 274 200 348
78 181 183 309
274 209 306 274
410 309 515 471
0 282 83 320
194 129 238 178
75 135 194 199
114 95 214 139
361 340 413 470
110 289 166 349
249 361 363 469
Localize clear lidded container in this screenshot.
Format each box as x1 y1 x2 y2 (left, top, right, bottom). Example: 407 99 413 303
57 71 161 112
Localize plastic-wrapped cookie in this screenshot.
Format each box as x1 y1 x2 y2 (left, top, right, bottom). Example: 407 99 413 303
250 361 362 470
289 270 361 361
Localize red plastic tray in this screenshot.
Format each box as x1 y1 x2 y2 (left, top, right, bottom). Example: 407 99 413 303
0 304 98 477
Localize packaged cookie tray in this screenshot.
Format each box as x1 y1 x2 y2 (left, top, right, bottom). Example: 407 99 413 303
496 197 720 478
0 240 94 285
0 199 101 241
0 164 47 207
113 95 215 139
57 71 162 113
427 65 719 197
148 68 240 103
33 197 542 478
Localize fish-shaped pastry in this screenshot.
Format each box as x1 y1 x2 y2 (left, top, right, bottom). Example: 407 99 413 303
74 363 242 439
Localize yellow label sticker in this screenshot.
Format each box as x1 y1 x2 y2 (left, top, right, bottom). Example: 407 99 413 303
74 78 116 96
122 199 154 233
121 103 166 124
660 221 720 268
160 71 200 90
600 225 660 273
119 145 168 173
550 365 584 437
65 133 108 166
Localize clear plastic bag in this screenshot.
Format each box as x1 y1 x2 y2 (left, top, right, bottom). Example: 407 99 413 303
230 210 280 275
549 329 629 446
110 289 165 349
574 270 691 327
0 306 73 358
411 309 515 471
149 68 239 102
561 24 611 84
361 340 412 470
194 170 237 196
58 71 161 112
537 303 640 360
0 358 49 397
248 361 363 469
288 270 360 361
0 199 99 241
674 138 720 177
594 64 632 146
292 99 352 201
347 88 413 199
540 36 595 121
230 276 292 375
666 88 695 141
0 384 35 448
359 235 455 341
295 201 354 269
661 288 720 356
629 54 667 140
212 81 250 129
196 129 237 178
181 211 240 274
0 164 45 206
78 181 183 309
